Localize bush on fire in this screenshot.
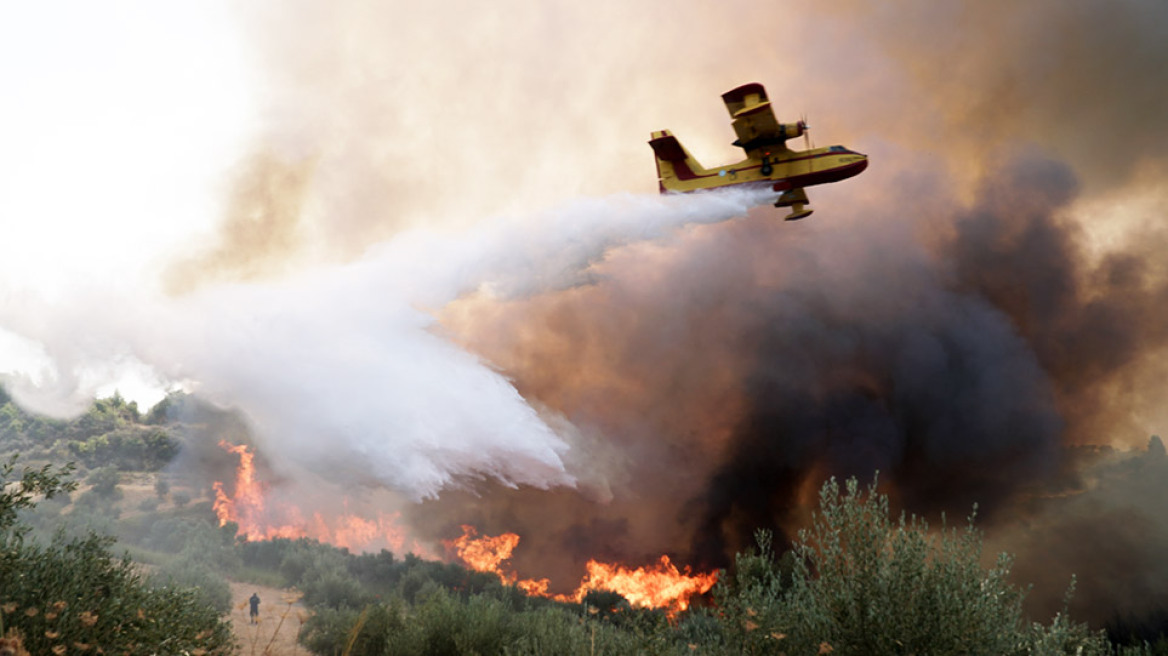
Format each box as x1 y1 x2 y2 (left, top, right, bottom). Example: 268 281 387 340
294 476 1134 656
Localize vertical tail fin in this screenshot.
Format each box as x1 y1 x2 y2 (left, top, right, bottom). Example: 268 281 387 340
648 130 710 192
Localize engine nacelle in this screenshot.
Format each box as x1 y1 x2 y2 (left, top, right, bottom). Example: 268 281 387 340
778 121 807 140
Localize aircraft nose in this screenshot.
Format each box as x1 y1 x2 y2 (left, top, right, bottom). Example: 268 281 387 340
846 153 868 177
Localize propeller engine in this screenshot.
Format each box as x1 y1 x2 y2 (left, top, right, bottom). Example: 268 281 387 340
778 121 805 140
778 118 811 151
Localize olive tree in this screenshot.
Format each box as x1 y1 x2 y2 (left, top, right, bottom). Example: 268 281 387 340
0 455 233 654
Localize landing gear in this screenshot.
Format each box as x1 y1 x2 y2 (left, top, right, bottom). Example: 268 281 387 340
774 188 813 221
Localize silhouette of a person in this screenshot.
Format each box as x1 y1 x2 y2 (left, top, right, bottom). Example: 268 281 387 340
249 592 260 624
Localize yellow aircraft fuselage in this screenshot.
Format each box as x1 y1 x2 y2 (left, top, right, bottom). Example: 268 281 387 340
649 83 868 220
649 133 867 194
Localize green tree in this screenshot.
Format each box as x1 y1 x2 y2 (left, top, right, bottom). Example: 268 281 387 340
172 490 192 507
69 426 179 471
0 455 233 654
150 555 234 615
0 455 76 535
67 393 137 441
85 466 122 499
712 476 1112 656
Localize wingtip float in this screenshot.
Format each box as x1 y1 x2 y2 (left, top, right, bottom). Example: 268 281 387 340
649 82 868 221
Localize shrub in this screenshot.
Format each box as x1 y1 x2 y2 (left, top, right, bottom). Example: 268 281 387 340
140 516 242 575
85 466 122 499
300 601 407 656
150 555 234 614
407 589 668 656
582 588 630 616
69 426 179 471
239 536 297 572
301 564 369 610
0 532 233 654
0 456 232 654
72 488 122 517
172 490 192 507
279 549 314 587
712 476 1112 656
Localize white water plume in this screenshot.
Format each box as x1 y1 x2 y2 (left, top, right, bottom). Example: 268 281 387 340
2 187 770 499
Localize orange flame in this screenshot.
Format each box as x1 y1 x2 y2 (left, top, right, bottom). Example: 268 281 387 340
214 444 716 614
445 525 551 595
446 525 717 615
571 555 718 614
447 524 520 572
212 441 263 528
211 442 429 555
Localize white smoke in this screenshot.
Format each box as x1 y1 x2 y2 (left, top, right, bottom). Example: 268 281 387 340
1 186 770 499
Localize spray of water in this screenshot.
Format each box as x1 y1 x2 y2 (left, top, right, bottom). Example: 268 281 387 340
0 187 771 499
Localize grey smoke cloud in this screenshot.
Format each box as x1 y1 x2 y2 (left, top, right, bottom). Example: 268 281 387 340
421 146 1168 610
1 187 769 499
3 0 1168 626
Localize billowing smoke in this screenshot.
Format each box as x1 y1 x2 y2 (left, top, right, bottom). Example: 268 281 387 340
3 0 1168 630
0 187 769 498
419 147 1168 624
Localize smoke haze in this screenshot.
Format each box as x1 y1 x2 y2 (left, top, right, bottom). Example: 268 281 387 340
2 0 1168 627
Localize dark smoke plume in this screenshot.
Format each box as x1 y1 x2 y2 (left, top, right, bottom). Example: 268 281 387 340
154 0 1168 625
942 154 1168 445
692 150 1168 562
428 149 1168 615
6 0 1166 628
820 0 1168 188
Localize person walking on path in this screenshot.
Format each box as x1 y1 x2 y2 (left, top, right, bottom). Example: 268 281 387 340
249 592 261 624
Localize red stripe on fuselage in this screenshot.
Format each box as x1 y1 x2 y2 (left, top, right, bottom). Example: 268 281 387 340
773 157 868 191
659 157 868 196
673 151 853 182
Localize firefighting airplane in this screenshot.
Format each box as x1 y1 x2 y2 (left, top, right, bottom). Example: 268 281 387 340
649 82 868 221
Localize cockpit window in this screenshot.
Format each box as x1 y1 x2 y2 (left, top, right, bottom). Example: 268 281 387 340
829 145 848 153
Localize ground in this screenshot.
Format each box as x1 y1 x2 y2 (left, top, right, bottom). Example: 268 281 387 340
103 473 310 654
228 580 308 656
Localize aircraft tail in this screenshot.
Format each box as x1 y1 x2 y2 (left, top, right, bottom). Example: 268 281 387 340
648 130 711 193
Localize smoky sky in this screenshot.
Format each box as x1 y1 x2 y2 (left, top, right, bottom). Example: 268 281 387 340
4 0 1168 625
173 0 1168 623
822 0 1168 187
434 150 1084 564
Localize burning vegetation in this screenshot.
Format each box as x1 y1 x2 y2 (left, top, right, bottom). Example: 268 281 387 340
212 440 427 554
213 441 717 615
445 524 717 615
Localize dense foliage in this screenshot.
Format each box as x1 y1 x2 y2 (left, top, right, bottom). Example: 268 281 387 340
710 477 1117 656
0 456 233 654
227 478 1140 656
0 391 176 471
2 390 1165 654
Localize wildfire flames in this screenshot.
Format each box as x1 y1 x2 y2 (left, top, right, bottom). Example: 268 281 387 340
572 555 718 613
213 442 716 614
446 525 553 596
211 441 428 554
446 525 718 615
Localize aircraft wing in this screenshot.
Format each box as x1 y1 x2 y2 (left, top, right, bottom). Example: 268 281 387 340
721 83 787 153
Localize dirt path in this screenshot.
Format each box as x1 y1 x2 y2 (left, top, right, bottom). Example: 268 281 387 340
228 580 309 656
